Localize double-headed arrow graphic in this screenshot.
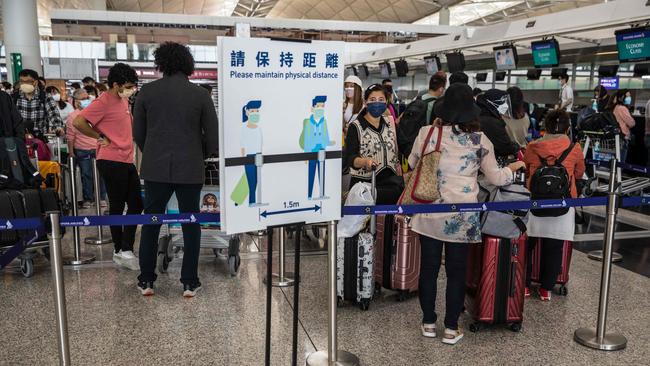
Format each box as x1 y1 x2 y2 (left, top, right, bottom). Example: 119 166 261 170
260 204 321 219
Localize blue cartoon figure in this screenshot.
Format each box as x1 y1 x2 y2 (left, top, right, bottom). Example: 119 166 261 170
299 96 335 200
231 100 263 206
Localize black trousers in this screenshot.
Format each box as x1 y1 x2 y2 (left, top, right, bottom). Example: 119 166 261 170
526 237 564 290
138 181 202 285
418 235 469 330
96 160 143 253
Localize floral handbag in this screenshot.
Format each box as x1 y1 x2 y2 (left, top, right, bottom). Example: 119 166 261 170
399 125 443 205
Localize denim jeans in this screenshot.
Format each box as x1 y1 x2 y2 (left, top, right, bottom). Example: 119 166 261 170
74 149 106 202
418 235 469 330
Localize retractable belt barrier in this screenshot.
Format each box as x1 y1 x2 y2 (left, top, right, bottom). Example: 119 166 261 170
2 196 650 270
586 159 650 175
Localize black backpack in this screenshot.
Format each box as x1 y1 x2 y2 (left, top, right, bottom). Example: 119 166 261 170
577 111 617 132
396 96 437 158
530 143 575 217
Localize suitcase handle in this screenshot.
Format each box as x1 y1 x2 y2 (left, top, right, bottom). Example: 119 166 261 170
369 168 377 236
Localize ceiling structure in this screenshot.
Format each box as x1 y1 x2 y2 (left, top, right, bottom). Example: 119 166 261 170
0 0 611 38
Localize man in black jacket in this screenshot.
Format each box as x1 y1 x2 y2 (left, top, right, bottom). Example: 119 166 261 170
0 90 24 137
476 89 520 159
133 42 219 297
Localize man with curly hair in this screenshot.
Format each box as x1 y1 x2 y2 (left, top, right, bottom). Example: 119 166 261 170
133 41 219 297
73 62 143 271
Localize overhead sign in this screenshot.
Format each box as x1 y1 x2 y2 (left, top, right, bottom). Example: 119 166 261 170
599 76 619 90
217 37 344 234
616 26 650 63
43 58 96 80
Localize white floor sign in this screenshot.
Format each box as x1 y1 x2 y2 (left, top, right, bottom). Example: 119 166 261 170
218 37 344 234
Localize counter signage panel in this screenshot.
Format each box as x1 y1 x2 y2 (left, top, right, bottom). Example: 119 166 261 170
616 27 650 63
531 40 560 68
599 76 619 90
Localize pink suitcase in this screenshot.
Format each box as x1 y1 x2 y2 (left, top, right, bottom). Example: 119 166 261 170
373 214 420 301
530 239 572 296
465 235 527 332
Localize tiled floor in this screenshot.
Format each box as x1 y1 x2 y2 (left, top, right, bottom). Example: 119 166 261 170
2 220 650 366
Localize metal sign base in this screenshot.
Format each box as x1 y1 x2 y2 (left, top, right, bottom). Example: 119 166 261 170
84 236 112 245
587 250 623 262
62 254 95 265
263 272 296 287
306 350 360 366
574 327 627 351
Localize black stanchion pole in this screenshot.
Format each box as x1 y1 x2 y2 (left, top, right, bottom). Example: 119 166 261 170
291 223 302 366
265 228 274 366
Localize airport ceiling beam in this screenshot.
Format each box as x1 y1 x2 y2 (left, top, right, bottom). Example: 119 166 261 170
350 0 650 64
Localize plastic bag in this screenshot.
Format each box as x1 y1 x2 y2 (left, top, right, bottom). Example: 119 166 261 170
338 182 374 238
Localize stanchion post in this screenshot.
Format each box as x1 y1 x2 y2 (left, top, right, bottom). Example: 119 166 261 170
306 221 359 366
63 156 95 265
264 227 295 287
48 212 71 365
588 157 623 263
264 227 274 366
574 158 627 351
84 158 112 245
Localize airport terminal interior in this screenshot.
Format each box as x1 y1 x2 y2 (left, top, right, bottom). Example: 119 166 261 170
1 0 650 365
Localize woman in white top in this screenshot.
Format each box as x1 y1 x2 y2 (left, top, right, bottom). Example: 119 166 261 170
503 86 531 148
45 86 74 122
408 84 524 345
343 75 364 128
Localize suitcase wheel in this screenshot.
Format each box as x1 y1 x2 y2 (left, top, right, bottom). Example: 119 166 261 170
397 290 408 302
469 322 481 333
213 248 228 258
20 258 34 278
336 297 344 308
359 299 370 311
509 322 522 332
556 285 568 296
228 255 241 277
374 284 382 295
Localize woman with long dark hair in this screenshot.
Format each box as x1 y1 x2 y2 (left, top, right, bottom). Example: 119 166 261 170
606 89 635 162
45 85 74 122
503 86 531 148
409 84 524 345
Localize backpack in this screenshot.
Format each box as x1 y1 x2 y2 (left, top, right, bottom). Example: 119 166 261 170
530 143 575 217
577 111 617 132
396 96 437 158
0 137 43 189
576 107 595 129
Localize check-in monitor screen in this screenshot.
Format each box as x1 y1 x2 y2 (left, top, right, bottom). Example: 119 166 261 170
531 40 560 68
616 27 650 63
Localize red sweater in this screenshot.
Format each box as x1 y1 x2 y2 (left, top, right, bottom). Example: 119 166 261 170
523 135 586 198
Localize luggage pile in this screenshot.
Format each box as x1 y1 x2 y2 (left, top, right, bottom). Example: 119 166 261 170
0 130 66 277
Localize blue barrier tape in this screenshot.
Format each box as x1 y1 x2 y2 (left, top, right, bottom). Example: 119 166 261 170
59 212 221 227
341 197 610 216
0 228 45 269
0 218 45 231
586 159 650 175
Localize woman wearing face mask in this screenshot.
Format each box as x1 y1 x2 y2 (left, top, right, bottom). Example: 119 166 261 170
84 85 99 100
66 88 107 208
46 86 74 122
344 84 403 204
476 89 520 160
343 75 364 127
606 89 635 163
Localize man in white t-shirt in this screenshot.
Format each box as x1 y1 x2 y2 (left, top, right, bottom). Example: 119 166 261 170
558 73 574 112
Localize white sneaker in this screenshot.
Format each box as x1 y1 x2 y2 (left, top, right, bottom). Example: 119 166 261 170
112 251 123 265
114 250 140 271
421 323 437 338
442 328 464 345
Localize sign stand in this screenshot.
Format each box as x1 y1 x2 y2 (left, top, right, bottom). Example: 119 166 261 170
574 159 627 351
264 223 304 366
306 221 360 366
263 227 295 287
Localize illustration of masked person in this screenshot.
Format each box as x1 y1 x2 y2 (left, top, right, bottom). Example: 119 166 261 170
240 100 262 206
300 95 335 200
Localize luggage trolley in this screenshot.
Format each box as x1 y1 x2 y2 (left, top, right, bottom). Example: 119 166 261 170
156 159 241 276
579 131 650 195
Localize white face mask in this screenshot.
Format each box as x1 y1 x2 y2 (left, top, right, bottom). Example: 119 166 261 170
51 94 61 102
88 95 96 101
20 83 35 94
345 87 355 98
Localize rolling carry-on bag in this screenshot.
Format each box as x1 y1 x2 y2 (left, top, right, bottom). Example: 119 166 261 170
465 235 527 332
373 214 420 301
529 239 572 296
336 170 377 311
336 233 374 310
